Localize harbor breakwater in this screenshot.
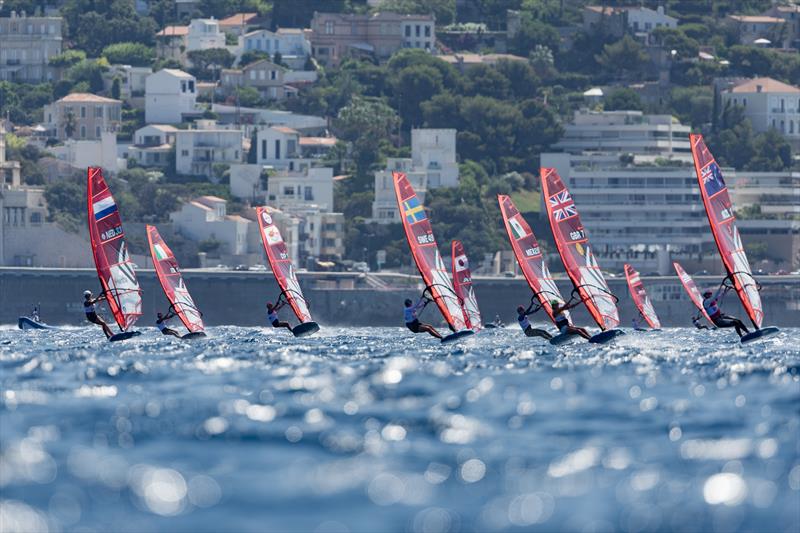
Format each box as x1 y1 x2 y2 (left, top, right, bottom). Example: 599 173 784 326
1 267 798 328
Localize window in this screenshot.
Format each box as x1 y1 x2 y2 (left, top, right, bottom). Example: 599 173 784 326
283 186 294 195
425 25 430 37
304 186 313 201
405 25 411 37
270 70 277 80
250 70 257 80
95 126 101 137
262 140 267 160
188 80 195 92
791 121 795 134
781 99 785 111
80 106 86 118
80 125 86 138
325 21 334 35
181 150 189 156
182 80 187 92
275 139 281 159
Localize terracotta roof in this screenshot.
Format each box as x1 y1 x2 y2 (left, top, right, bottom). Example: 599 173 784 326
299 137 337 147
728 15 785 23
219 13 259 27
156 25 189 37
189 201 213 211
730 77 800 94
59 93 120 104
272 126 299 135
585 5 624 15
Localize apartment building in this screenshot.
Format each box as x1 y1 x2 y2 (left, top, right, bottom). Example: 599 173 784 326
243 28 311 69
128 125 177 167
310 11 435 66
0 12 62 82
145 69 199 124
726 14 788 47
220 60 297 101
582 5 676 42
170 195 250 256
187 18 226 51
175 120 244 178
43 93 122 141
372 129 459 223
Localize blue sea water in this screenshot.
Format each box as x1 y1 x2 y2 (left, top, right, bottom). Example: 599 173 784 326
1 326 799 533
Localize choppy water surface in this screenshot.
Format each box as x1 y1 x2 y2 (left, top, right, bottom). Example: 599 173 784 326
1 326 798 532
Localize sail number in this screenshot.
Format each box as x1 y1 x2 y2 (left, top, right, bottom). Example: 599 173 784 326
720 207 732 219
524 246 540 257
569 230 584 241
417 234 435 244
101 226 123 241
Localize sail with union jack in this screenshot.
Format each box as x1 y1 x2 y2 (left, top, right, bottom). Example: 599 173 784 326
549 190 577 221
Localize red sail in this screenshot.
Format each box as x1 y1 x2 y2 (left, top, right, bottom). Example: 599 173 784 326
451 240 482 330
623 264 661 329
146 225 204 333
87 167 142 330
541 167 619 330
498 194 571 325
393 172 467 331
255 206 313 323
690 134 763 328
673 261 713 323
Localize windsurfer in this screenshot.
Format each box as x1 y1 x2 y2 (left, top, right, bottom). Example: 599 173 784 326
156 310 181 338
631 315 648 331
702 287 749 338
83 290 113 339
404 298 443 339
516 303 552 339
31 305 40 323
267 300 293 332
551 300 592 340
692 314 709 330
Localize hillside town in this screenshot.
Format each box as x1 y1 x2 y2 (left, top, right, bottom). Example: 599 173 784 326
1 0 798 277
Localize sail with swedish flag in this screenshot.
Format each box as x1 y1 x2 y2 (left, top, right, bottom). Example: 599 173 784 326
392 171 471 341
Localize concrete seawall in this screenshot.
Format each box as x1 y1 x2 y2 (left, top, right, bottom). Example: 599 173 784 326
1 268 798 328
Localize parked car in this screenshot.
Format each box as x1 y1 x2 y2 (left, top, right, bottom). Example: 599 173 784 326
234 264 250 271
352 261 370 273
250 264 268 272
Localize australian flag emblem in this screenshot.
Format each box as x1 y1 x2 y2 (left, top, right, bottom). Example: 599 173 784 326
701 162 726 196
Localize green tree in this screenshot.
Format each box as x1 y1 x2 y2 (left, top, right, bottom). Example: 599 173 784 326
604 88 644 111
746 129 793 171
596 35 649 81
240 50 271 67
101 42 155 67
392 65 444 128
187 48 235 80
61 0 158 57
376 0 456 25
237 86 264 107
509 15 560 57
462 64 510 99
668 86 712 128
334 97 400 189
111 78 122 100
48 50 87 69
495 59 540 100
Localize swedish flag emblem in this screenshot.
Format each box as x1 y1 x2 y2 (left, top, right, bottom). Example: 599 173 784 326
403 197 426 224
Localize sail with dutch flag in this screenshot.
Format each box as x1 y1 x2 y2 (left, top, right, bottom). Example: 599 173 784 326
87 167 142 331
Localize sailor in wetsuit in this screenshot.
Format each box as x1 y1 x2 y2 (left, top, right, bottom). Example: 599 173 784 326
631 315 647 331
702 287 749 338
550 299 592 340
83 290 113 339
266 301 293 332
156 310 181 338
692 314 709 330
31 305 40 323
404 298 442 339
516 303 552 339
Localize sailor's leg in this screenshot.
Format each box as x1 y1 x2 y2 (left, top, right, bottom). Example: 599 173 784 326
572 326 592 340
420 323 443 339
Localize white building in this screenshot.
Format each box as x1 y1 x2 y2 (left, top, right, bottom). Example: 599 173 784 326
720 77 800 148
170 195 251 256
175 120 244 178
626 5 677 42
582 5 677 42
103 65 152 103
372 129 460 223
541 111 710 274
211 104 328 134
553 110 691 155
220 60 298 102
726 15 788 47
145 69 199 124
242 28 311 69
129 125 177 167
254 126 337 171
48 131 120 173
187 18 226 52
0 12 63 82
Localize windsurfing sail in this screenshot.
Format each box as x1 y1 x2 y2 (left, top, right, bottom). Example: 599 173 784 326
623 264 661 329
451 240 482 330
87 167 142 331
673 261 713 323
393 172 468 332
690 134 763 328
498 194 570 325
255 206 313 324
541 167 620 330
146 225 205 333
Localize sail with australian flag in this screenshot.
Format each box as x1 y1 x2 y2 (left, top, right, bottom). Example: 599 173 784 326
498 194 571 326
255 206 319 337
146 225 206 338
541 167 622 343
451 240 482 331
393 171 473 343
87 167 142 335
689 134 778 343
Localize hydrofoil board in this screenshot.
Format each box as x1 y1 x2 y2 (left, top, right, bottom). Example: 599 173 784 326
740 326 779 344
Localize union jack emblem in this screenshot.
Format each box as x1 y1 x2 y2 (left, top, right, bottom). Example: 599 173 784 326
549 190 576 221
